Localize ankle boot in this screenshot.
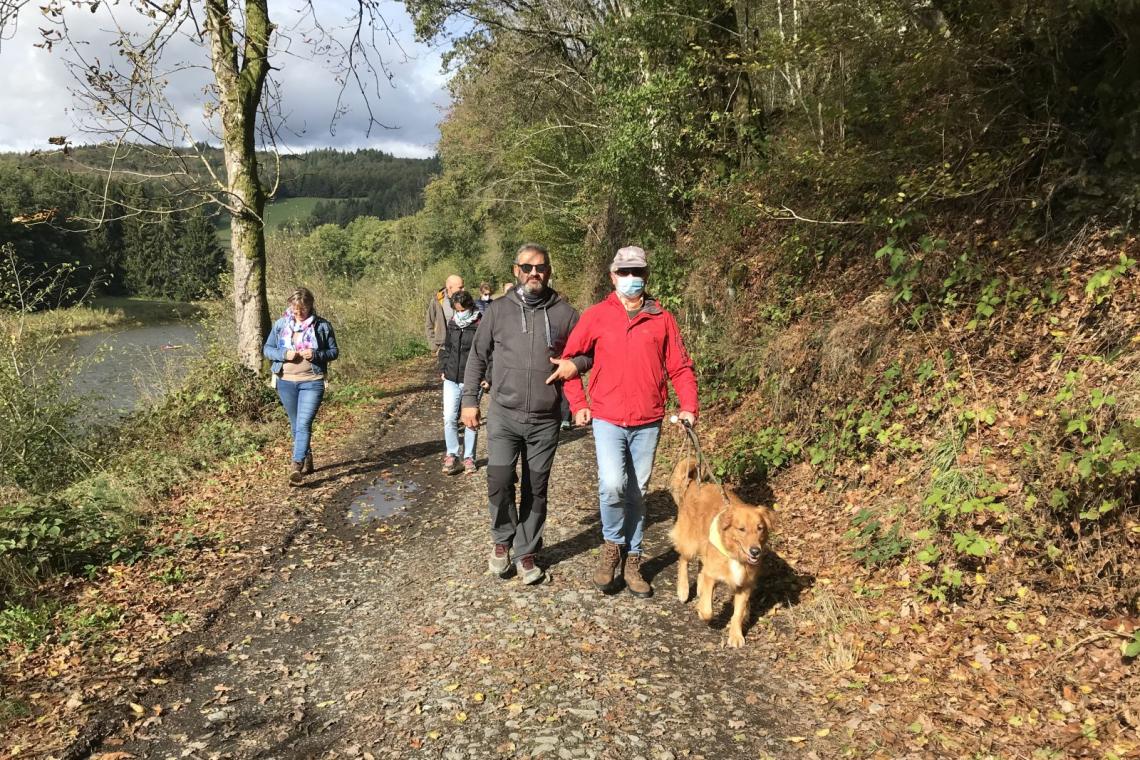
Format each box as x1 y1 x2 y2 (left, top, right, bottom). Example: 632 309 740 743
289 461 304 485
623 552 652 598
593 541 623 592
302 451 314 474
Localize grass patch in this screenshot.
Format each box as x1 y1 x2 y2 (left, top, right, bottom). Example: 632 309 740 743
58 603 124 643
0 603 54 649
216 196 342 249
793 590 868 677
10 296 207 339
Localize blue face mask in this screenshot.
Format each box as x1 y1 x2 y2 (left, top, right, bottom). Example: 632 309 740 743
616 276 645 298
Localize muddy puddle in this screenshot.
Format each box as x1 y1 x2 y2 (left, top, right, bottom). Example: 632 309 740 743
346 477 423 524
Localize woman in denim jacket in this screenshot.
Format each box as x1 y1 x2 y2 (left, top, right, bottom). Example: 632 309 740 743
263 287 339 485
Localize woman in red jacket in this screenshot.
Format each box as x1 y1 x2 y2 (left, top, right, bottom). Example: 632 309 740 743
558 246 699 598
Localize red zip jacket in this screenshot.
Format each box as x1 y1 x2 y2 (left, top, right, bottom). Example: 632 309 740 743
562 292 698 427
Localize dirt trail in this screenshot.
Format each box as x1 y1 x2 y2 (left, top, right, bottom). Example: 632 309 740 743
85 373 820 759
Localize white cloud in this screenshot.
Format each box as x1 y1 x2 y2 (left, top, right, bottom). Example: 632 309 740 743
0 0 449 157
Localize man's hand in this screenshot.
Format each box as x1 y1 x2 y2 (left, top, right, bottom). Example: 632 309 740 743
461 406 480 429
575 408 591 426
480 380 490 391
678 411 697 428
545 357 579 385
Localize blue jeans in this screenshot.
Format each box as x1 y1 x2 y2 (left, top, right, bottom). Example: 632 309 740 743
443 379 478 459
592 418 661 555
277 379 325 463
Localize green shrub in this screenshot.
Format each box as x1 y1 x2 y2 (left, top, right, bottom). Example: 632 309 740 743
147 346 275 430
58 603 124 643
0 344 91 495
113 448 191 501
846 508 910 568
184 419 267 466
0 493 144 597
0 603 54 649
716 425 803 482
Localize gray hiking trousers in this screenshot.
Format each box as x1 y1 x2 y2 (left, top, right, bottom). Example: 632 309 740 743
484 401 561 559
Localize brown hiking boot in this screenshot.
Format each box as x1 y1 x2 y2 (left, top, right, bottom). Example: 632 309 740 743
302 451 314 474
623 552 652 598
289 461 304 486
593 541 622 592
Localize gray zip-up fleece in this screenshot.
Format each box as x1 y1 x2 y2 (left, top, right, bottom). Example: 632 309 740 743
462 287 591 423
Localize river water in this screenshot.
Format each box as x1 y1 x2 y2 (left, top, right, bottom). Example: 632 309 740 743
59 321 205 419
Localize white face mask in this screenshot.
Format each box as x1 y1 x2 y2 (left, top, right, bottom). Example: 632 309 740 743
616 276 645 298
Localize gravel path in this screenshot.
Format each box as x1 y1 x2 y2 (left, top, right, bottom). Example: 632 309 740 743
89 376 818 759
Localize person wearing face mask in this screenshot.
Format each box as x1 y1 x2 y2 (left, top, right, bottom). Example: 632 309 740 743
439 290 486 475
461 244 590 585
550 245 698 598
475 282 494 314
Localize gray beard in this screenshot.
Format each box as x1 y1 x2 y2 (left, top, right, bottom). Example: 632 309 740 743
517 282 547 306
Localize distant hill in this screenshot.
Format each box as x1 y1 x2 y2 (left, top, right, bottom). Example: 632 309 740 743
0 145 439 228
0 146 438 302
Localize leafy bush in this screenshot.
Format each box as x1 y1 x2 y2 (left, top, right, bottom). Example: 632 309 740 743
716 425 803 482
112 448 191 501
0 357 89 495
184 419 267 466
846 508 910 568
0 603 53 649
58 603 124 643
147 345 275 429
0 492 144 598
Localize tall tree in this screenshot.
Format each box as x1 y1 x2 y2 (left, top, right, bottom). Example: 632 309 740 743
4 0 398 370
205 0 273 366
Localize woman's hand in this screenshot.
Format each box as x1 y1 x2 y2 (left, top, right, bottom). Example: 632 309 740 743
574 408 592 426
285 349 297 361
300 348 314 361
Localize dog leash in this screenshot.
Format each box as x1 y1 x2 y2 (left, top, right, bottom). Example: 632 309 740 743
670 415 730 505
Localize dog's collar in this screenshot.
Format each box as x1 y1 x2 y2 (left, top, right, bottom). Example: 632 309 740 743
708 511 733 559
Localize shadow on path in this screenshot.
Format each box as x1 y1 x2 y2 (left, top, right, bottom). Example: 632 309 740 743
302 440 441 488
543 488 675 572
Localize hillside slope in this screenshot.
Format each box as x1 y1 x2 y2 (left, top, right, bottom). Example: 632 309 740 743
679 200 1139 757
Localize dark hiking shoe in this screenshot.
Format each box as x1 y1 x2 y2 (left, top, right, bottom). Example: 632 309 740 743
442 454 459 474
488 544 511 575
517 554 544 585
623 552 653 598
593 541 623 592
289 461 304 486
302 452 314 475
463 457 476 475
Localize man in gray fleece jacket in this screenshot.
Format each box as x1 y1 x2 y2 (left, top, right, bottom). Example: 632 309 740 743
461 243 590 584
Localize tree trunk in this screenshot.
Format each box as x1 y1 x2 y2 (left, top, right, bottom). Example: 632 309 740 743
206 0 273 372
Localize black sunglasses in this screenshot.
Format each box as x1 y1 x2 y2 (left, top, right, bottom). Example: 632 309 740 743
517 262 551 274
614 267 647 278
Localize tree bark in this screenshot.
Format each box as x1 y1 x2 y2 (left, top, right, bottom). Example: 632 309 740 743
205 0 273 372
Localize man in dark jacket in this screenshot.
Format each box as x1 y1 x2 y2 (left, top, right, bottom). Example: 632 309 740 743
461 244 589 584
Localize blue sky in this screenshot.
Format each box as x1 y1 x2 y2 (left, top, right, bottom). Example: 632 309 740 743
0 1 450 158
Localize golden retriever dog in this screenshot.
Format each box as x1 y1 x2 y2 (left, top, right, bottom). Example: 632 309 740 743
669 456 775 648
